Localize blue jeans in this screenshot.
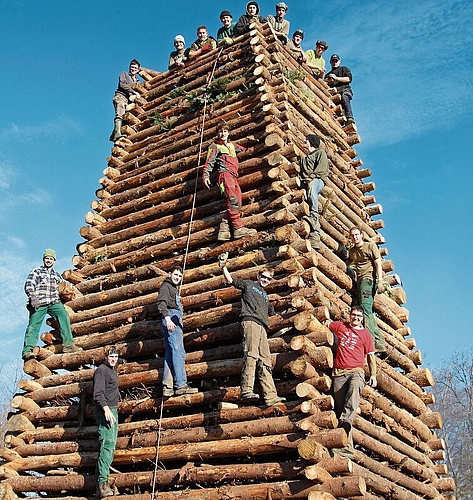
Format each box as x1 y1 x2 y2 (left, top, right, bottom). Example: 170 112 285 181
340 89 354 120
161 309 187 389
307 178 325 237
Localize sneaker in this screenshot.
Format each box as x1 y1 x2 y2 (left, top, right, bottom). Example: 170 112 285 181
97 482 114 498
174 385 198 396
22 352 35 362
62 344 83 354
332 446 354 458
162 387 174 397
233 226 257 239
265 396 286 405
240 392 260 403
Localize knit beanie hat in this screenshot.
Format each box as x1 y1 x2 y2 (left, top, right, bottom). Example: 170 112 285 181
43 248 57 260
174 35 185 44
246 1 260 15
307 134 321 149
220 10 232 19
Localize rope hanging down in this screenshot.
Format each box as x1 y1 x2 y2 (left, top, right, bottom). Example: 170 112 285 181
151 48 224 499
180 46 225 287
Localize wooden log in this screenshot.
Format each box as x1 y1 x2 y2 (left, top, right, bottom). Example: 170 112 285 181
6 432 306 471
290 336 333 369
22 359 52 379
4 461 304 494
352 451 440 498
303 465 333 483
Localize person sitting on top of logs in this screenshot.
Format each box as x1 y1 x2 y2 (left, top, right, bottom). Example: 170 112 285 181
110 59 146 142
217 10 237 46
188 25 217 60
327 305 377 458
287 29 306 63
93 345 122 498
236 1 267 35
157 266 198 397
325 53 355 125
267 2 290 45
219 253 286 406
297 133 329 250
168 35 190 71
305 39 328 78
346 227 387 355
22 248 82 361
202 120 257 241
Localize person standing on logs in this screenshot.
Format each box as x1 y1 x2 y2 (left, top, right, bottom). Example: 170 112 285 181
325 54 355 125
287 29 306 63
157 267 198 397
93 345 121 498
297 133 329 250
110 59 145 142
22 248 81 361
217 10 237 46
202 120 257 241
188 26 217 60
347 227 387 354
168 35 190 70
267 2 290 45
236 1 267 35
328 306 377 458
219 253 286 406
305 39 328 78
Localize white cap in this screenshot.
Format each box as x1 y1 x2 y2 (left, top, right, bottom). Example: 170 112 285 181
174 35 185 44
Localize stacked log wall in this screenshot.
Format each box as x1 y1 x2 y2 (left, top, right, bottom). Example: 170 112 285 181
0 22 455 500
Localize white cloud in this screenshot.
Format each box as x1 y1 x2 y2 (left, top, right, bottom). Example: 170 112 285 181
303 0 473 145
0 115 82 144
0 161 52 221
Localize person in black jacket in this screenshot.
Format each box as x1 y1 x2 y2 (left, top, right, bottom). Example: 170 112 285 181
220 256 286 406
325 54 355 124
157 267 198 397
93 346 121 498
236 1 266 34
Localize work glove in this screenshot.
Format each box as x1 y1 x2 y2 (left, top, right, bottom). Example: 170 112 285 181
201 43 212 53
376 279 385 294
218 252 229 268
221 37 234 46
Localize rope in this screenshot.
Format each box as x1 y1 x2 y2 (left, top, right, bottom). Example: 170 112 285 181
180 46 225 290
150 395 165 500
150 50 225 497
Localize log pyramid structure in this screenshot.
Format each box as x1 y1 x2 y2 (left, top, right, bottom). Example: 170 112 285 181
1 22 457 500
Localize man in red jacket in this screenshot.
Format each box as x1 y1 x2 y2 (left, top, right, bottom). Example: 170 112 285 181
203 121 256 241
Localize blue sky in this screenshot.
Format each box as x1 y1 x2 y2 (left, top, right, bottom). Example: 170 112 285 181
1 0 472 391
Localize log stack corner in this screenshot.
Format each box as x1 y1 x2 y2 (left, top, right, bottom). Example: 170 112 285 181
0 22 456 500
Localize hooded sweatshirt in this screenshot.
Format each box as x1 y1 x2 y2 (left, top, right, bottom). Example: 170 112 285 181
236 2 267 34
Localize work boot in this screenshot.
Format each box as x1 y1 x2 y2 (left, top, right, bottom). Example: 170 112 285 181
265 396 287 406
22 352 35 362
63 344 83 354
309 233 321 250
240 391 260 403
174 385 198 396
162 386 174 397
96 482 114 498
109 118 123 142
217 219 231 241
302 215 317 232
233 226 257 239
